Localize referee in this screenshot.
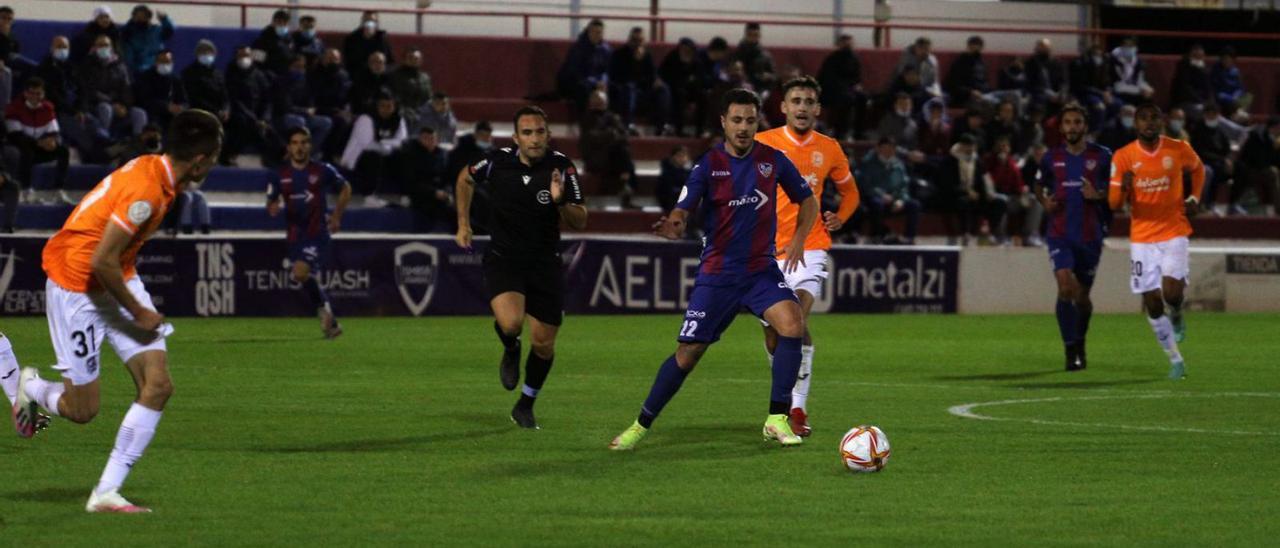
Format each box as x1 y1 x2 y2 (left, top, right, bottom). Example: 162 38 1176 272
455 106 588 429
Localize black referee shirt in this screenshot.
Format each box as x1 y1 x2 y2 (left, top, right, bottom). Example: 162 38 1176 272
468 147 585 259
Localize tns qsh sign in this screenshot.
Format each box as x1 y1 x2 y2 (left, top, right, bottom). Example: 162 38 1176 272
196 242 235 316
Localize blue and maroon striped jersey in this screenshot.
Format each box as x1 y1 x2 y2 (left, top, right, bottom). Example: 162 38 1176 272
676 142 813 284
1038 143 1112 242
266 161 348 242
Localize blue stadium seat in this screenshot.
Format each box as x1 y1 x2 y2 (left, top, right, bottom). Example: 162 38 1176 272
32 165 271 192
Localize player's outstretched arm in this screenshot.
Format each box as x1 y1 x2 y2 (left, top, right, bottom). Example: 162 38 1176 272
454 169 475 249
653 208 689 240
92 223 163 340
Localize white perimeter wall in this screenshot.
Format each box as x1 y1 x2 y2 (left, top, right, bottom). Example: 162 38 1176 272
18 0 1082 52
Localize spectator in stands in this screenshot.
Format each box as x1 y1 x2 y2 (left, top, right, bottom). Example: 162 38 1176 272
857 136 919 244
400 126 451 231
936 133 1003 245
107 121 162 166
418 92 456 145
1232 117 1280 217
274 54 331 159
0 53 11 111
984 135 1042 245
77 34 147 140
350 51 390 116
387 46 432 131
659 37 706 138
447 120 492 182
997 56 1027 100
735 22 776 92
1069 43 1114 131
1098 103 1137 152
341 90 406 207
342 10 393 78
1 6 38 82
252 9 294 76
608 27 670 135
895 37 942 102
1210 47 1251 119
1190 103 1232 213
1171 44 1212 117
876 92 918 152
944 35 988 108
983 99 1033 155
134 49 186 131
556 18 610 113
953 107 987 150
1166 107 1191 142
697 36 730 89
1109 37 1153 106
1025 38 1067 108
817 34 867 142
918 98 952 159
656 145 691 213
120 4 173 75
580 89 638 208
182 39 229 123
71 5 120 63
36 35 99 160
884 65 928 115
0 150 16 232
224 45 276 166
704 60 751 133
292 15 324 66
5 77 70 204
312 48 353 160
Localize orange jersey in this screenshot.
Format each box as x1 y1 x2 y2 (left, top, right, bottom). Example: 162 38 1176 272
43 155 178 292
755 126 858 255
1108 136 1204 244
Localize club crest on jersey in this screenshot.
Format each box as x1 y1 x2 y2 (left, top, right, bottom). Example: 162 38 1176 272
811 151 824 166
536 190 552 205
1086 159 1097 170
758 163 773 178
522 175 532 186
309 174 319 185
1162 156 1174 170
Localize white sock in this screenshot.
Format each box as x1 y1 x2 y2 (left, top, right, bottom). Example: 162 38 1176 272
764 343 773 367
521 384 539 398
95 403 163 495
792 345 814 411
23 375 63 417
0 335 18 406
1147 315 1183 363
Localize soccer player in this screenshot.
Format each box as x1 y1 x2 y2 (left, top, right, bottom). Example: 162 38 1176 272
266 127 353 339
14 110 223 512
454 106 587 429
1109 103 1204 379
1034 104 1111 371
753 76 859 436
609 88 819 450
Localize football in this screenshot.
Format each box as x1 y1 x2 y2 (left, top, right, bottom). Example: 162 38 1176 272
840 426 891 473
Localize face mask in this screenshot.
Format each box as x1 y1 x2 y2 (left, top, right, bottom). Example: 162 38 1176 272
53 48 70 61
96 46 113 61
1169 120 1184 133
1120 116 1134 129
476 139 493 150
1091 54 1103 65
275 24 289 37
1190 59 1205 69
896 108 911 117
303 29 316 39
363 20 377 33
156 63 173 75
198 54 216 66
237 57 253 70
1204 118 1219 128
26 99 40 109
1120 46 1137 59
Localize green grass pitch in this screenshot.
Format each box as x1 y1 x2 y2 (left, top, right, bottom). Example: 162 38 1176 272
1 313 1278 546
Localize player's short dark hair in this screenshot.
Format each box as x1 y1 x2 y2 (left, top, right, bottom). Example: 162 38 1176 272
272 9 289 22
956 133 978 146
1135 103 1162 118
513 105 549 128
709 36 729 51
285 126 311 141
967 35 984 47
780 76 821 99
167 109 224 162
720 88 762 115
300 15 315 24
745 22 761 32
23 76 44 90
474 120 493 133
915 36 932 47
0 6 13 16
1058 102 1089 125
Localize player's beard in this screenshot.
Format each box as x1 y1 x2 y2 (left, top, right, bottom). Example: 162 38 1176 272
1065 132 1083 146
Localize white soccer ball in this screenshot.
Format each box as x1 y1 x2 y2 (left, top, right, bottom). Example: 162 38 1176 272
840 426 891 473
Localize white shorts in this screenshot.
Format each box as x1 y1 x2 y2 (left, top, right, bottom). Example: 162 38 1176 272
776 249 830 299
1129 236 1190 294
45 277 167 385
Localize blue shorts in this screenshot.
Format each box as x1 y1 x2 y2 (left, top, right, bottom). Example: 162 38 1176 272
289 237 331 271
677 267 798 344
1047 238 1102 287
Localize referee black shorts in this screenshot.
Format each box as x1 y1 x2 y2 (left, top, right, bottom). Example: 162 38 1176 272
483 251 565 326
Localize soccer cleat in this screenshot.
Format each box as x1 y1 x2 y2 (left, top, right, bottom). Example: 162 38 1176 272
1171 314 1186 343
510 403 539 430
1077 340 1088 370
318 307 342 339
788 407 812 437
12 367 39 438
1064 344 1083 372
608 421 648 451
85 489 151 513
762 414 803 446
1169 359 1187 380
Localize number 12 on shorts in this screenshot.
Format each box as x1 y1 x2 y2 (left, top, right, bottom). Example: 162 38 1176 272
680 320 699 338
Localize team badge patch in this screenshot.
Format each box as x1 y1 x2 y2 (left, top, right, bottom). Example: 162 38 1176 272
758 163 773 178
1086 159 1097 170
127 200 153 224
811 151 824 166
1162 156 1174 170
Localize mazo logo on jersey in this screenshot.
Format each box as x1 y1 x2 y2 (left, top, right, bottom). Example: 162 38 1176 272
394 242 438 316
727 188 770 210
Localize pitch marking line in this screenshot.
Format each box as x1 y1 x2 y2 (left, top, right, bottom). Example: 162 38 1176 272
948 393 1280 436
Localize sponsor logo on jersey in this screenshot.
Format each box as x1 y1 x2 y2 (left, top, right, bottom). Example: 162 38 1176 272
522 175 532 186
1162 156 1174 170
1135 175 1171 192
685 310 707 319
727 188 770 210
711 170 732 177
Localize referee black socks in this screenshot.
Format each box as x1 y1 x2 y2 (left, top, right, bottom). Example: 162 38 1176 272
493 322 521 351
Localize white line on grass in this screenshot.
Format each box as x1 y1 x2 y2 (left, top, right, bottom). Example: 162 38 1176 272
947 393 1280 436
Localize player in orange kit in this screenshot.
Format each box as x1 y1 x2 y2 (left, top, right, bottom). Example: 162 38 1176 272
1109 103 1204 380
13 110 223 512
755 76 860 435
